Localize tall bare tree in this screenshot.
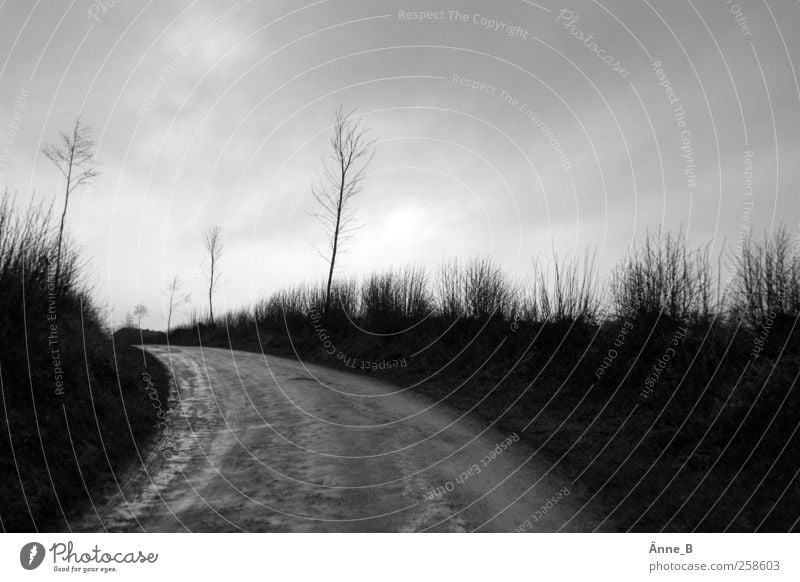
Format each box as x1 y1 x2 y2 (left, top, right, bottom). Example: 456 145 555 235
202 226 223 325
164 275 191 336
312 106 374 315
42 116 99 289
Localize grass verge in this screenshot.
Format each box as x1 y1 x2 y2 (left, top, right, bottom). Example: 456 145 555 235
0 194 172 531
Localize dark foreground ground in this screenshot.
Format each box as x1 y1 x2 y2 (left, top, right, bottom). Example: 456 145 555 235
0 340 171 532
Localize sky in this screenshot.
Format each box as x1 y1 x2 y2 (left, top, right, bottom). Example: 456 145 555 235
1 0 799 329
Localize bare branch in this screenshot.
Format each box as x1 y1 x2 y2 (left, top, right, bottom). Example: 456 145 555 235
41 116 99 291
165 275 191 334
311 106 375 315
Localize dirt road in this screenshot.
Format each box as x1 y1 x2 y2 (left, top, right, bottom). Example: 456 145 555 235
74 345 588 532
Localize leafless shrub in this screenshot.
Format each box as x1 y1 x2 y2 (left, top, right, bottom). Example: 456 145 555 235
330 277 359 319
0 191 84 300
436 259 465 321
435 257 515 321
361 265 431 324
523 250 600 324
610 230 712 324
463 257 514 320
223 306 252 329
730 226 800 328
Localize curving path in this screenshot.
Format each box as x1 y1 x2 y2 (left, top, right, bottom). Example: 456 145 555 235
74 345 589 532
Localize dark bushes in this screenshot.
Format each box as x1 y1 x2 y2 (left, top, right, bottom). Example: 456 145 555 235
730 225 800 333
0 193 170 531
362 266 431 327
610 229 715 326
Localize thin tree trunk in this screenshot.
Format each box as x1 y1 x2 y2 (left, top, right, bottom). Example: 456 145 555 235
54 143 75 292
209 253 215 325
324 170 346 316
325 202 342 315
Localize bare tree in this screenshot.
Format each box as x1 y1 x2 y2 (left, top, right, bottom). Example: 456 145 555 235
132 303 149 329
164 276 191 335
42 116 99 289
202 226 223 325
312 106 374 315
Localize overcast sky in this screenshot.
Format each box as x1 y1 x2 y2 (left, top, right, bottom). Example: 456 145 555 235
1 0 798 329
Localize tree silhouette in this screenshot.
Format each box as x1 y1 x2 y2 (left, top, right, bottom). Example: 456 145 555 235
164 275 191 336
202 226 223 325
132 303 149 329
42 116 98 290
312 106 374 316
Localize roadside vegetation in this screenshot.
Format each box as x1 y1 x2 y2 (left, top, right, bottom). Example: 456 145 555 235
166 226 800 532
0 192 171 531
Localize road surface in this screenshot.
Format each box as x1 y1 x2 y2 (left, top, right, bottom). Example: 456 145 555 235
74 345 591 532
